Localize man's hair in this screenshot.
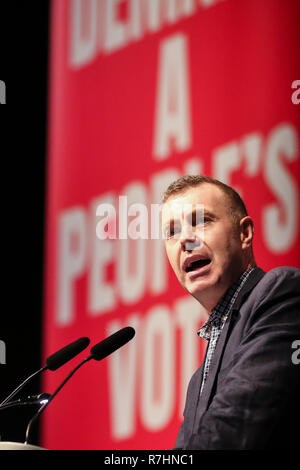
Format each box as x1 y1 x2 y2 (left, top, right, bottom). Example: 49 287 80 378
162 175 248 226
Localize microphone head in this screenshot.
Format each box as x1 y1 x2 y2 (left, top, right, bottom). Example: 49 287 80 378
90 327 135 361
45 337 90 371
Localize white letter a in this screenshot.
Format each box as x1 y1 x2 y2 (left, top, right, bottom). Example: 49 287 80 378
153 34 192 160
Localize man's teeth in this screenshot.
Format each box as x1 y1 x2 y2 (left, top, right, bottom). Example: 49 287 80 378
186 259 211 273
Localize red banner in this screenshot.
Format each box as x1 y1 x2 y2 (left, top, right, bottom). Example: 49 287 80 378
42 0 300 449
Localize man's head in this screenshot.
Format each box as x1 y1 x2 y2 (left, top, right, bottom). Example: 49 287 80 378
161 175 256 312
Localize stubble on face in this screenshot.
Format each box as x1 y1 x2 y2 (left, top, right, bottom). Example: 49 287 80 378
162 184 249 313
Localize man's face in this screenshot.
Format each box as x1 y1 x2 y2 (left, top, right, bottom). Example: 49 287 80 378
162 183 247 310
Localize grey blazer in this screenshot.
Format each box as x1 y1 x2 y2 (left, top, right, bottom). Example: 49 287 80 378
175 266 300 449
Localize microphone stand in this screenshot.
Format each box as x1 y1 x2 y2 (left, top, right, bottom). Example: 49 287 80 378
24 357 92 445
0 337 90 408
24 328 135 445
0 394 51 411
0 366 47 407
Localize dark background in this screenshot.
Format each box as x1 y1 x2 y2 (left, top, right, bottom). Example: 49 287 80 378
1 1 50 446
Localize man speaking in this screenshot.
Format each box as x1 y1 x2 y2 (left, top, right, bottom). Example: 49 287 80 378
161 175 300 449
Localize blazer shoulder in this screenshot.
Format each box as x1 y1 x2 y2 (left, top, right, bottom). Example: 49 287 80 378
258 266 300 291
266 265 300 278
245 265 300 312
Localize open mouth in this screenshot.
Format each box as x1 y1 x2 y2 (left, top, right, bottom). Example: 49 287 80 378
185 259 211 273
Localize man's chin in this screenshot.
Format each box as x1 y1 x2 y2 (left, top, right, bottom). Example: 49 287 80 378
185 277 214 298
184 273 224 305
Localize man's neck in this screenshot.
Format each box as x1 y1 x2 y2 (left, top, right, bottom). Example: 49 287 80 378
197 263 256 316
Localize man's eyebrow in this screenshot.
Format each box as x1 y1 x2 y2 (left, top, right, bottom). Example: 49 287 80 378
203 209 217 218
163 209 217 228
185 208 217 219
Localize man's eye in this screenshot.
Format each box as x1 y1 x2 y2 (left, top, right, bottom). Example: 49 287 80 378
165 225 181 239
191 215 210 226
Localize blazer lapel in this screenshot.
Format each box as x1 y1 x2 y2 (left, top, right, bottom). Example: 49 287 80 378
193 267 266 425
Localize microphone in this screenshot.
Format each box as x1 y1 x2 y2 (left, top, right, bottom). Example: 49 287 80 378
45 337 90 371
90 326 135 361
0 337 90 407
24 327 135 445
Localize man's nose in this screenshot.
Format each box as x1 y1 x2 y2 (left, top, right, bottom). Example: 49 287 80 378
180 224 200 251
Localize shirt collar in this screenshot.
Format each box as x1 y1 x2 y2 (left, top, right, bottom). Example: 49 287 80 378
198 267 255 340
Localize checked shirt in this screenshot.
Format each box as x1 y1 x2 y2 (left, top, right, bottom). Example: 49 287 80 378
198 268 255 395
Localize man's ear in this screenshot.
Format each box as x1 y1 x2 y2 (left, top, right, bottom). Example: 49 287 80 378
239 216 254 250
